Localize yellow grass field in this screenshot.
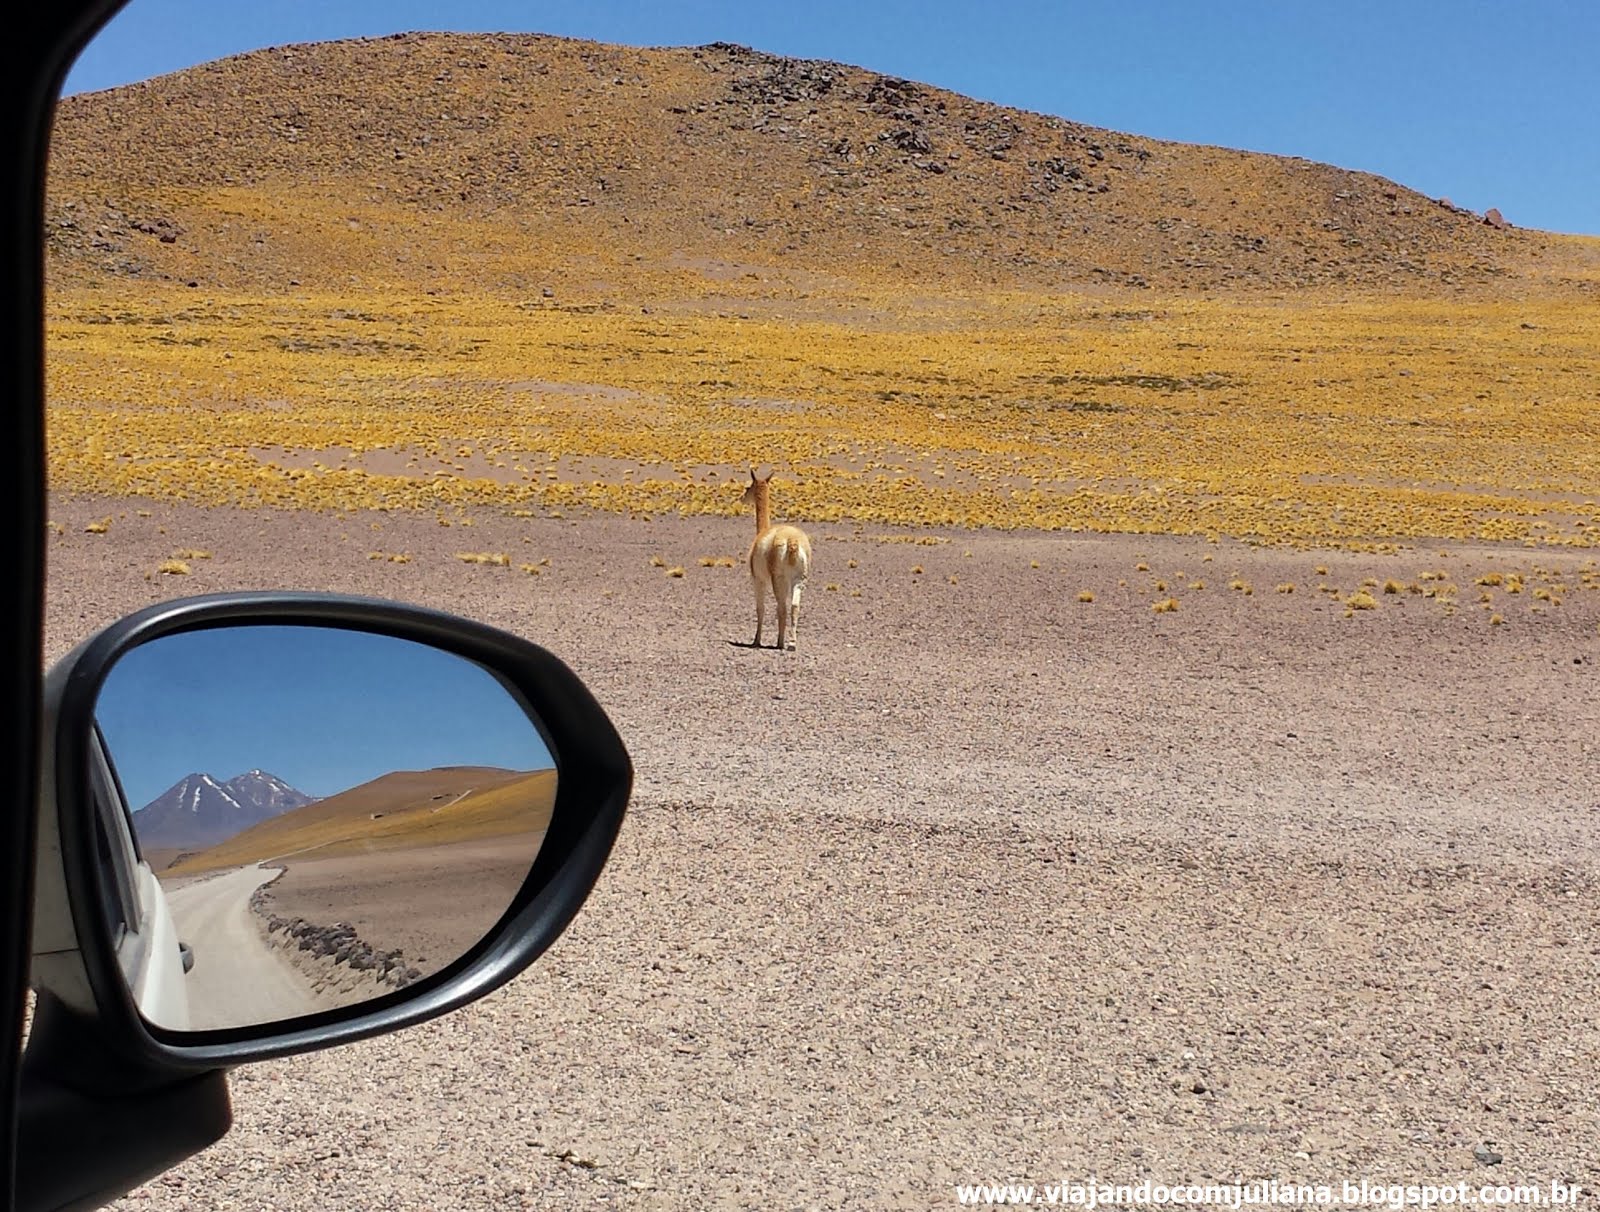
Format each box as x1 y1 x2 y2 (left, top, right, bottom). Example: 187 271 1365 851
46 279 1600 548
167 767 556 875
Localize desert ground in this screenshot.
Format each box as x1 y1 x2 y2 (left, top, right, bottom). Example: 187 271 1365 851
39 493 1598 1211
257 836 549 979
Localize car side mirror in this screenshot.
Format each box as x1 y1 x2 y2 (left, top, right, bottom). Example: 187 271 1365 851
23 593 630 1211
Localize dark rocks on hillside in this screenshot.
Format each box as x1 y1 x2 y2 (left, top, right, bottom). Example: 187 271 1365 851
140 220 181 243
888 127 931 154
1484 207 1510 230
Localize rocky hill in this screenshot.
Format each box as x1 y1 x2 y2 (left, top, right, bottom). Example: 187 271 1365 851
45 32 1574 297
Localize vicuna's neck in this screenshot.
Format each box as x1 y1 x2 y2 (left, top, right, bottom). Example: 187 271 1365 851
751 486 771 533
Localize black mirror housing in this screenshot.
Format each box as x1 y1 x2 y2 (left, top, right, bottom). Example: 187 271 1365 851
31 592 631 1070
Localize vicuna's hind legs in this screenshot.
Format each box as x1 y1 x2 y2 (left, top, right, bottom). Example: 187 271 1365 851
752 581 766 648
785 584 803 651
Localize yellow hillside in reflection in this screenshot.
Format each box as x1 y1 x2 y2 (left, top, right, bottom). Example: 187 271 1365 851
167 766 556 874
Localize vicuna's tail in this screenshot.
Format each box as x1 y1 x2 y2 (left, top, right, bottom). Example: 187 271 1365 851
785 543 800 567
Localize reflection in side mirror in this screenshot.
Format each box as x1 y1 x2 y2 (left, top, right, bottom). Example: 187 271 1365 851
93 624 557 1033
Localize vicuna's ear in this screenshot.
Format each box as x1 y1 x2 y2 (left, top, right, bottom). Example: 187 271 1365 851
748 467 758 483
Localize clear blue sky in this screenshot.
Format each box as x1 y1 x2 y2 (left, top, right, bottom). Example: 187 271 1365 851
60 0 1598 235
96 625 554 810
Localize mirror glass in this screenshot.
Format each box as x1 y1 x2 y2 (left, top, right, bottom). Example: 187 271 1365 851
93 624 557 1032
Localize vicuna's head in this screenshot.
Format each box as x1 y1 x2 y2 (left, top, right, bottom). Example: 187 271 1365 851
741 468 772 508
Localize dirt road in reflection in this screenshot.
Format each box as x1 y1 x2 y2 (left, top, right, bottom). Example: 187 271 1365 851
163 865 327 1029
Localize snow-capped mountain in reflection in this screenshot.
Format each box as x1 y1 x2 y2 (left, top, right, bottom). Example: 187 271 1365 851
132 769 318 852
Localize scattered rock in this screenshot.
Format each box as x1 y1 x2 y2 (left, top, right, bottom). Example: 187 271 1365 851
1473 1144 1504 1166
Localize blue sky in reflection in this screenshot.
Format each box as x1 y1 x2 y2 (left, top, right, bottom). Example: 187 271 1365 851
95 625 554 810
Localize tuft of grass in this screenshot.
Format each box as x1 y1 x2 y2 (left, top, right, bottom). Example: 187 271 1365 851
911 565 924 575
518 563 541 575
1189 580 1205 590
665 565 685 578
698 555 737 567
1152 597 1180 613
1077 590 1095 603
457 552 510 566
1315 565 1329 576
1276 582 1295 594
848 558 860 569
1135 562 1150 572
84 517 111 534
156 559 190 576
1476 572 1505 586
1490 613 1505 626
1382 579 1406 594
1030 560 1040 569
172 548 212 560
649 554 667 568
1346 590 1378 610
1229 578 1253 595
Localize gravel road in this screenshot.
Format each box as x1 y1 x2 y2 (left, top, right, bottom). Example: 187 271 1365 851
163 865 327 1030
42 497 1600 1211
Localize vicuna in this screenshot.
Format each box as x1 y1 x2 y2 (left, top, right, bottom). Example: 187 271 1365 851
742 468 812 651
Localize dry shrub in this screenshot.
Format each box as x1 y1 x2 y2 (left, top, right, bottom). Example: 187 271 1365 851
173 548 212 560
1077 590 1095 604
457 552 510 566
1476 572 1505 586
85 517 111 534
1346 590 1378 610
1153 597 1180 613
156 559 190 576
665 566 685 578
1276 582 1295 594
1382 579 1406 594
